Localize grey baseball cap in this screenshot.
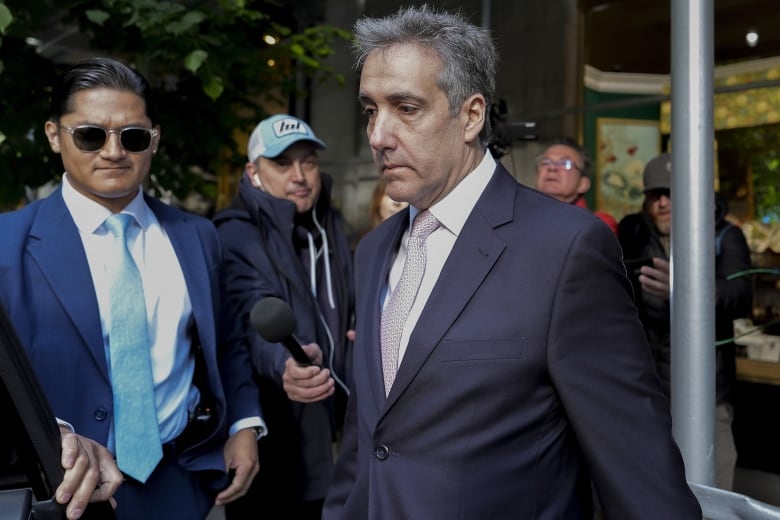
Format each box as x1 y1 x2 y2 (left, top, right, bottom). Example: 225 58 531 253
643 153 672 192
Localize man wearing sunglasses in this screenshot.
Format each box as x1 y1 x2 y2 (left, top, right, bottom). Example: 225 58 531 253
534 136 618 234
0 57 265 519
618 152 753 491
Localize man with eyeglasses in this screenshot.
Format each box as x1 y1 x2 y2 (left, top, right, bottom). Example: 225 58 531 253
534 137 618 234
0 57 266 519
213 114 354 519
618 152 753 491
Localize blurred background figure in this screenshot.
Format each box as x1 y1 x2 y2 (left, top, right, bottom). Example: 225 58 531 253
369 177 408 229
618 152 754 491
534 136 618 234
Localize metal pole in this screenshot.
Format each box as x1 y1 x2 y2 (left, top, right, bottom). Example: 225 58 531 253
670 0 716 486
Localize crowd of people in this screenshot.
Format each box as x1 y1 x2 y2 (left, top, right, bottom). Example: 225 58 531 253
1 4 761 520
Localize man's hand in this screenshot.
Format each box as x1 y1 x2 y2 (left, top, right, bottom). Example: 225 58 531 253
57 428 122 520
215 428 259 506
282 343 335 403
639 257 671 301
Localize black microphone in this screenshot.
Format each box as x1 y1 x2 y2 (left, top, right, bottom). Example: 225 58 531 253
250 297 313 366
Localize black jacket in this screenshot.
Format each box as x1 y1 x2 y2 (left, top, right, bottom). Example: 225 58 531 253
214 173 354 503
618 196 753 404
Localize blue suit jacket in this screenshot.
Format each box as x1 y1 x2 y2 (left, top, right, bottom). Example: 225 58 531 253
0 187 260 475
324 165 702 519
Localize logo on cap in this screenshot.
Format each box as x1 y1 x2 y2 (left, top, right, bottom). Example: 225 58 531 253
272 118 310 138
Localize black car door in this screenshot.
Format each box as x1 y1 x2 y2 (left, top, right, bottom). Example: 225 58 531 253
0 303 115 519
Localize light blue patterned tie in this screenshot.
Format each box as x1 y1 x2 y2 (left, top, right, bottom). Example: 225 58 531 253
104 213 162 483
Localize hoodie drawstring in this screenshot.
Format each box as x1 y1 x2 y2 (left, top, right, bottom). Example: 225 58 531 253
307 206 336 309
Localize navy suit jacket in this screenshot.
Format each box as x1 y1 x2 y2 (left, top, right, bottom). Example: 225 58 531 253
0 187 260 476
324 165 702 519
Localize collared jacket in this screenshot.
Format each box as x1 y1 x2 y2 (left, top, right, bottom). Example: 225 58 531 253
0 188 262 500
214 172 354 502
324 164 700 519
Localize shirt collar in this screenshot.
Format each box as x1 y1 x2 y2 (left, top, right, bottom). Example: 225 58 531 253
409 152 496 236
61 172 149 235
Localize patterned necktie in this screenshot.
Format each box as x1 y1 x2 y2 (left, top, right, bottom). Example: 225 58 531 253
380 210 440 395
104 213 162 483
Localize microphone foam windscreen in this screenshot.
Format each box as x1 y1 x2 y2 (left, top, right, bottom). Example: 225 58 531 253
250 297 296 342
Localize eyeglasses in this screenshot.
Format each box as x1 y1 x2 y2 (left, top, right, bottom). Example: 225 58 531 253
58 124 158 153
535 157 582 173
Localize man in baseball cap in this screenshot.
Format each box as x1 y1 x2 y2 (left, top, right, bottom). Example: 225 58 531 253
213 114 354 519
639 152 672 235
618 152 753 491
240 114 327 213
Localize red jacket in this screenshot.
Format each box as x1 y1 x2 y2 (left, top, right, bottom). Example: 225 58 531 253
574 195 618 234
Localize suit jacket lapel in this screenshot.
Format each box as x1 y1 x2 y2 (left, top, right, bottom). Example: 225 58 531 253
384 166 515 409
27 189 109 380
364 211 409 415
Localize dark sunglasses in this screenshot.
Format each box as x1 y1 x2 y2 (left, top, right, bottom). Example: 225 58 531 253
645 188 671 201
59 124 158 153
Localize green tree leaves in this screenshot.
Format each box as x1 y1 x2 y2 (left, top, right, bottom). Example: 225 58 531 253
0 4 12 34
0 1 349 211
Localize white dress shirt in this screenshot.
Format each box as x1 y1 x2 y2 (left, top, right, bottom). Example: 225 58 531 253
62 175 198 448
62 174 265 449
385 152 496 366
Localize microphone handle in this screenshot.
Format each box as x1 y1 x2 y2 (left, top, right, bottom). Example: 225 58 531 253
282 334 313 366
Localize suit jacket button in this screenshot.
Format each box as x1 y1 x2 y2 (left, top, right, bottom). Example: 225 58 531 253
374 445 390 460
94 408 108 421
